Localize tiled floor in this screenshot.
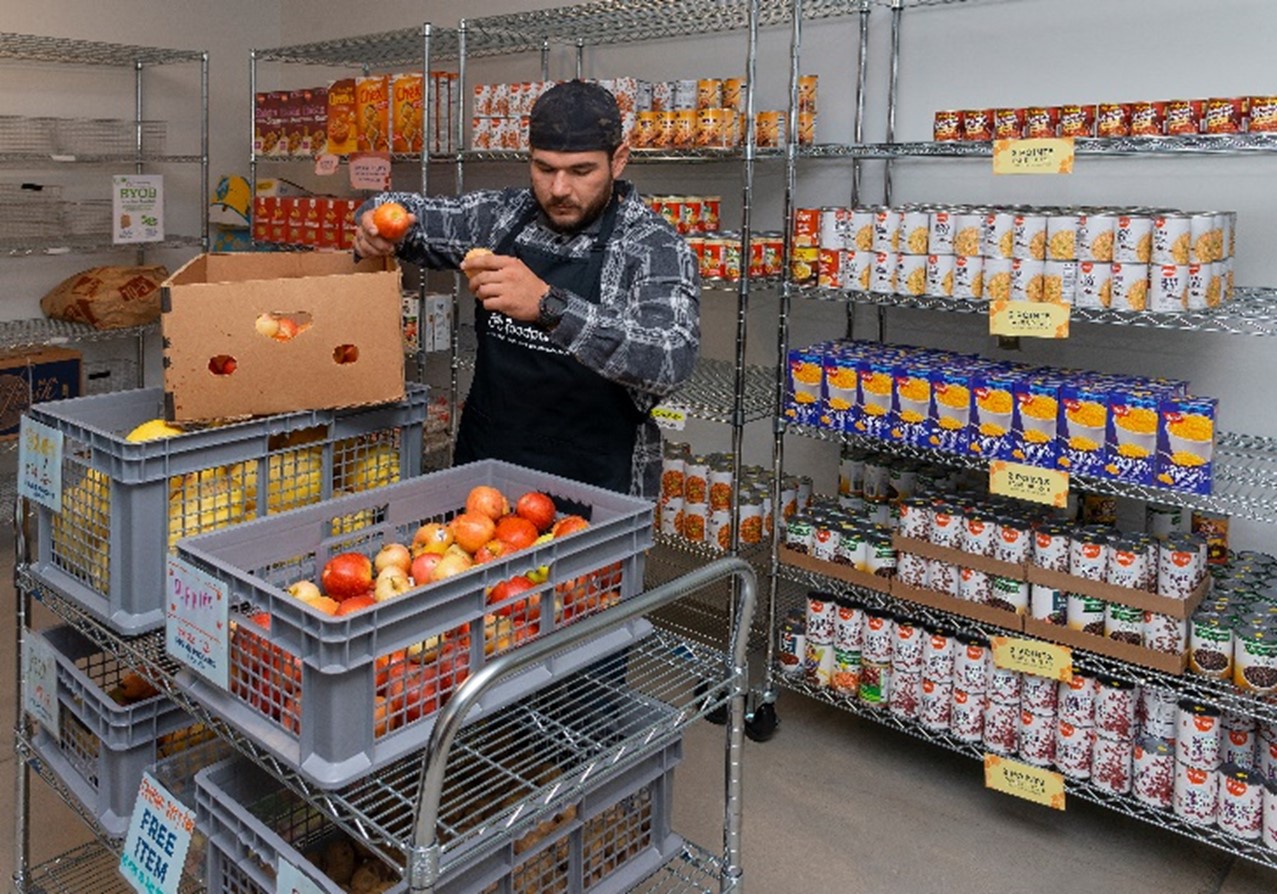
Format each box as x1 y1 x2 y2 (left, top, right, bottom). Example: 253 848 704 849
4 545 1276 892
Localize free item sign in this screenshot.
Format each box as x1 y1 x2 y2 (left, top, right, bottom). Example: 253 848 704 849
120 772 195 894
989 460 1069 508
992 137 1075 175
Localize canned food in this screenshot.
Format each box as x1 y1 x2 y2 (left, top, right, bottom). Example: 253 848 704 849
1078 212 1116 262
1043 214 1078 261
1174 762 1219 825
1234 625 1277 695
1067 593 1107 636
1190 612 1233 678
900 207 930 255
1130 100 1165 137
1189 212 1217 264
897 552 927 589
1094 677 1138 740
1096 103 1132 138
955 566 990 605
925 207 955 254
1070 533 1108 581
888 670 922 721
1223 722 1257 770
984 256 1013 302
659 497 684 536
1092 734 1134 794
993 107 1025 140
960 508 994 557
634 111 663 148
934 110 962 141
1010 258 1046 301
922 627 955 682
927 559 960 598
761 232 784 278
738 492 765 545
777 617 805 676
1019 709 1057 767
722 78 745 113
831 647 861 694
954 635 990 692
1144 612 1188 655
858 659 891 707
1105 603 1145 645
1038 260 1076 305
1115 213 1154 264
1152 213 1191 265
1158 534 1203 599
1013 212 1048 261
926 253 956 298
1106 537 1149 590
1218 766 1264 839
994 517 1032 565
722 231 743 281
983 700 1019 755
952 211 984 257
950 687 985 742
1024 106 1059 139
695 78 722 110
896 497 932 540
961 108 994 141
1133 738 1175 809
1059 672 1097 725
673 109 697 148
1030 584 1066 626
784 514 813 553
920 678 953 731
803 639 834 687
833 599 866 654
952 255 984 299
896 253 927 297
1056 721 1095 779
862 610 895 664
870 251 897 293
1021 674 1059 713
797 74 818 114
672 79 699 110
707 509 732 551
872 207 901 253
1165 99 1203 136
988 664 1022 705
1059 104 1096 137
1149 264 1188 312
849 207 875 252
695 108 733 148
810 522 838 562
682 500 708 542
1177 700 1222 768
1140 686 1179 740
1204 97 1245 134
984 210 1015 260
755 110 785 148
1033 524 1071 571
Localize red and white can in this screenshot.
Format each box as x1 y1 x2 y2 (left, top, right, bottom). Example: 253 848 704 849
952 211 984 257
847 249 874 293
1059 103 1096 137
953 255 984 300
951 687 985 742
984 210 1015 260
934 110 961 141
1174 762 1219 825
920 678 953 731
961 108 994 141
1220 765 1265 840
1204 97 1245 134
1024 106 1059 139
1133 737 1175 809
983 699 1019 755
872 207 901 253
1059 673 1097 726
1143 611 1188 656
954 636 990 692
923 628 956 683
834 601 866 652
896 252 928 297
1092 734 1134 794
926 253 956 298
1129 101 1165 137
888 669 922 721
958 566 992 604
960 510 995 557
1224 725 1257 770
1096 103 1132 138
1069 534 1108 581
1078 212 1117 262
1152 213 1191 266
928 559 961 599
819 206 850 250
1139 686 1179 741
862 611 895 664
891 618 925 673
871 251 897 294
1111 262 1150 311
1095 677 1138 741
994 518 1032 564
1107 538 1149 590
1019 709 1057 767
1176 700 1222 768
1158 534 1203 598
817 247 844 289
927 504 959 547
805 592 837 644
989 665 1022 706
1046 214 1079 261
928 207 955 255
1149 264 1188 312
1021 674 1059 713
1067 593 1106 636
1033 525 1071 572
1115 213 1154 264
993 107 1025 140
1030 584 1066 626
1056 721 1095 779
1013 212 1048 261
1264 780 1277 850
1165 99 1203 135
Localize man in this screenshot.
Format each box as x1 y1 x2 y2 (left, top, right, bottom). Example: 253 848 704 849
355 80 700 497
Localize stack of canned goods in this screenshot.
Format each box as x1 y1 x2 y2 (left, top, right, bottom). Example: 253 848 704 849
658 441 790 551
791 203 1237 312
1190 554 1277 694
935 95 1277 142
782 496 898 576
630 73 817 149
780 597 1277 847
643 194 785 283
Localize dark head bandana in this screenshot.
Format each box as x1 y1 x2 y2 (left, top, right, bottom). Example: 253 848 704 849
529 80 623 152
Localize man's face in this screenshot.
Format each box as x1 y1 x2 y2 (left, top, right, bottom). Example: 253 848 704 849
529 145 629 233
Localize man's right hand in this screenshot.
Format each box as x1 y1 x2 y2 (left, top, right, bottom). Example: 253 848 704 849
353 209 414 258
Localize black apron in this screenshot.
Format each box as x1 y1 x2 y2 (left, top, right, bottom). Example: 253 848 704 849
454 189 644 493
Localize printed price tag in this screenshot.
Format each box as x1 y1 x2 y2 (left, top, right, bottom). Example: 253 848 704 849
22 633 59 738
277 859 329 894
651 404 688 432
314 153 340 176
165 557 230 690
991 635 1073 681
989 460 1069 509
112 174 165 244
992 137 1075 175
17 416 63 511
120 771 195 894
348 152 392 190
988 299 1070 339
984 754 1066 810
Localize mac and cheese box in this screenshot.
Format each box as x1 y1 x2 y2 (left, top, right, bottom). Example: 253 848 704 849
893 360 934 448
786 345 826 428
1156 395 1217 494
970 365 1020 460
1012 374 1062 468
857 357 896 441
823 347 859 434
931 364 973 455
1105 388 1160 484
1058 380 1112 477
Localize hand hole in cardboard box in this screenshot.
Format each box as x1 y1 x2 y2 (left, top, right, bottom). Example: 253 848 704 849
208 355 238 376
254 311 313 342
333 344 359 365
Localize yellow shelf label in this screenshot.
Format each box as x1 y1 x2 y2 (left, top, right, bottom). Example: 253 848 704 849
991 635 1073 681
651 404 688 432
989 460 1069 508
992 137 1076 175
989 299 1070 339
985 755 1066 810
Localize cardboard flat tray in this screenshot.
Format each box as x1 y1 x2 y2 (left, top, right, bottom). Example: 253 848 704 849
778 546 892 595
892 534 1026 580
889 581 1026 632
1022 616 1189 675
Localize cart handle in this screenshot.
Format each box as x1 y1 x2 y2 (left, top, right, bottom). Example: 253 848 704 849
407 555 756 893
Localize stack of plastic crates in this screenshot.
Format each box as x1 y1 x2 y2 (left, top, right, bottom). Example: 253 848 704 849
173 459 655 787
26 384 429 632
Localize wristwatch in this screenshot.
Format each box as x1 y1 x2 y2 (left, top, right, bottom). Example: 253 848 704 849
537 288 569 329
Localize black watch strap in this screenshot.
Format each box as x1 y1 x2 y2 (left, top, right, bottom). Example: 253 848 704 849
538 289 568 329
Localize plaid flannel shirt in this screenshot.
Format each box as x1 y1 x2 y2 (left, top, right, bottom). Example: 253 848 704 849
362 181 700 497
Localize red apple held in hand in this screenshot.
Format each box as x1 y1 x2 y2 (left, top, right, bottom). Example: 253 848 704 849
410 552 441 586
374 566 413 602
551 515 589 539
515 491 556 533
321 552 374 600
411 522 453 556
374 542 412 576
494 515 538 551
449 512 495 554
465 485 510 522
287 580 322 604
335 593 377 616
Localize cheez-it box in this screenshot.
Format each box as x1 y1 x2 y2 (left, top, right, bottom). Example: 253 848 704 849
161 253 404 422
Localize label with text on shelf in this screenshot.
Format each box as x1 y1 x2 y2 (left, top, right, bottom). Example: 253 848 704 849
991 635 1073 681
651 403 689 431
988 460 1069 508
984 754 1066 810
988 300 1070 339
992 137 1075 175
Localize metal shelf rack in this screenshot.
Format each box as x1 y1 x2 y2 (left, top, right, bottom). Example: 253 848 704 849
2 235 205 258
799 132 1277 159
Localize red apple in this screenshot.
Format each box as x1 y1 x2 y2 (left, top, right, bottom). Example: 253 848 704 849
335 593 377 616
411 522 453 556
494 515 538 551
465 485 509 521
486 574 536 618
308 596 341 616
552 515 589 539
374 542 412 576
473 539 507 565
515 491 556 533
374 566 413 602
410 552 441 585
321 552 374 601
449 512 496 554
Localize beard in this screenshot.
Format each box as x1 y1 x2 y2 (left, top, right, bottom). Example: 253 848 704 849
539 177 615 234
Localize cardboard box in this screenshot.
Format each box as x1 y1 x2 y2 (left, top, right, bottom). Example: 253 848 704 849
0 346 82 438
1023 615 1188 675
892 534 1026 581
161 253 404 422
1024 563 1209 620
778 546 891 595
891 580 1026 631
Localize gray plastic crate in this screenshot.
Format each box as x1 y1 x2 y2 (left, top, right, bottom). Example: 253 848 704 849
196 734 682 894
173 459 655 788
29 625 217 838
27 384 428 633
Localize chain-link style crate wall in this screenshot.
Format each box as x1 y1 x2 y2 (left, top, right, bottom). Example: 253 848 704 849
29 625 218 838
195 732 682 894
26 384 429 633
174 459 654 788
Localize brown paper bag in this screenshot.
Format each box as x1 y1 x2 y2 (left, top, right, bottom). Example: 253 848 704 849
40 265 169 329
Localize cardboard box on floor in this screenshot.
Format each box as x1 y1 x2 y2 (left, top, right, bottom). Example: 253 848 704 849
161 253 404 422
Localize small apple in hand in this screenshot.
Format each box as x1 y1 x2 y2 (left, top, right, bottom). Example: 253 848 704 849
375 542 412 576
321 552 374 601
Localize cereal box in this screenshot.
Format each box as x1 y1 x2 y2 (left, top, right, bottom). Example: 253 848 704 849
252 196 273 243
1156 395 1216 494
893 360 934 447
326 78 358 155
823 348 859 433
1106 388 1160 484
931 364 973 455
1058 380 1111 477
300 196 322 247
281 90 307 157
253 92 275 156
970 364 1020 460
304 86 328 158
1012 374 1062 468
391 73 424 154
317 197 340 249
786 345 826 428
356 75 390 152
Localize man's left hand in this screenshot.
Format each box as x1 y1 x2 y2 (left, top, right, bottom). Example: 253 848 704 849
461 252 550 323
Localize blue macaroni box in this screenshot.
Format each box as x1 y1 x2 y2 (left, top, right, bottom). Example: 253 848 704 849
1156 395 1217 494
1106 388 1160 484
893 360 934 448
854 357 897 442
970 365 1021 461
931 364 973 455
1012 374 1063 469
1058 380 1111 477
823 349 860 434
785 345 827 429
